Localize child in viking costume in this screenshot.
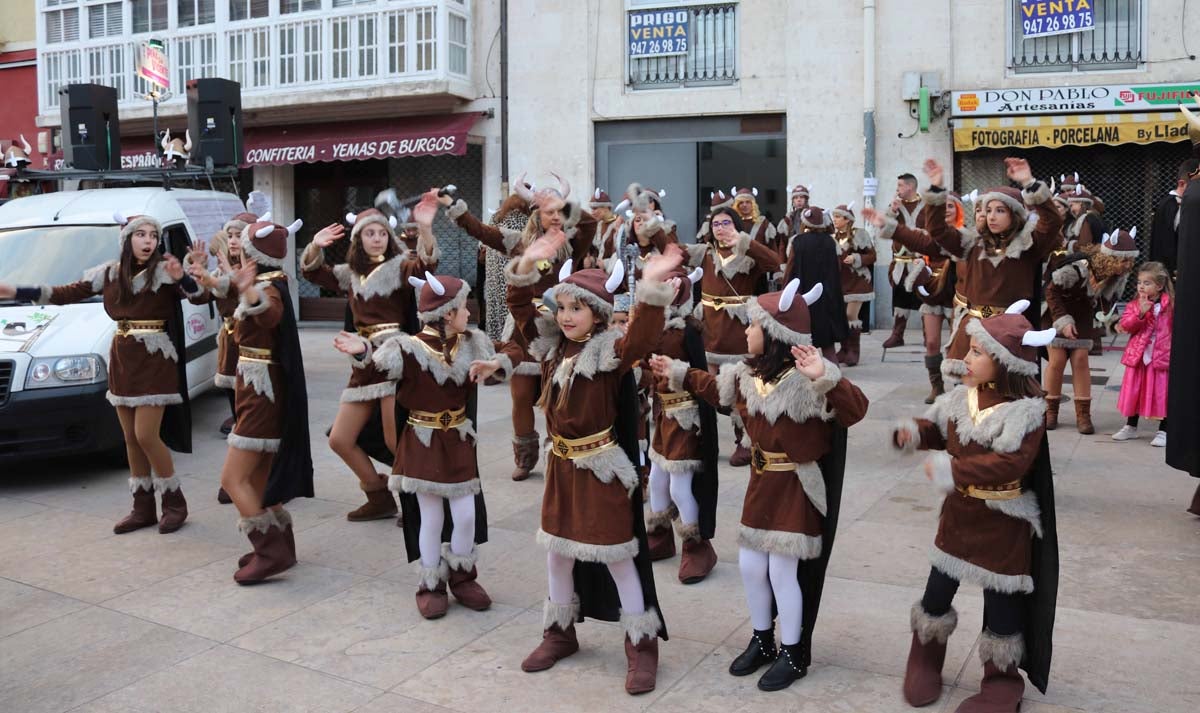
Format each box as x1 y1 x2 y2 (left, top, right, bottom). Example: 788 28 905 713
775 183 812 240
892 301 1059 712
912 192 965 403
651 279 868 692
688 204 779 467
438 175 598 482
830 203 874 367
864 158 1063 382
602 185 678 281
206 219 313 585
1088 228 1139 341
608 291 654 485
507 227 682 696
2 214 201 534
300 194 439 522
1041 242 1100 434
354 272 527 617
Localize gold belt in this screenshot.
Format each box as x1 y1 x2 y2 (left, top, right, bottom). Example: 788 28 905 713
893 255 922 263
550 427 618 460
658 391 696 411
407 407 467 430
222 317 236 334
700 292 747 311
115 319 166 336
953 293 1006 320
956 479 1023 501
238 346 276 364
751 445 796 472
358 322 401 340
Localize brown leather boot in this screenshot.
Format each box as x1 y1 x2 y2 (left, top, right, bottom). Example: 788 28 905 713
621 609 661 695
729 422 751 467
346 476 398 521
522 598 581 672
924 354 945 404
511 433 540 481
155 476 188 534
114 477 158 534
903 602 957 707
843 325 862 367
957 631 1025 713
240 508 295 568
444 545 491 611
645 507 676 561
1044 395 1061 431
217 487 232 504
234 512 297 585
1074 397 1095 435
883 310 908 349
1189 483 1200 517
677 522 717 584
415 560 450 619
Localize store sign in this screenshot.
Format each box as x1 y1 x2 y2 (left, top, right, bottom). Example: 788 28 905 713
138 40 170 91
627 9 689 58
51 150 161 171
952 113 1189 151
1020 0 1094 39
952 82 1200 117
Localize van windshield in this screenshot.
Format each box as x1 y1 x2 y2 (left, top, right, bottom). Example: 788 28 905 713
0 226 121 288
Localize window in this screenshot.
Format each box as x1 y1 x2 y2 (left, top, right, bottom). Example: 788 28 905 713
448 13 467 75
281 0 321 13
229 0 268 21
1010 0 1143 73
415 6 436 71
279 20 322 85
45 7 80 43
173 34 217 88
333 0 375 6
131 0 168 34
87 2 121 38
178 0 216 27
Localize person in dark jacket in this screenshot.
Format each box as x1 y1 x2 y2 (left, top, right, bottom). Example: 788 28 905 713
1149 159 1199 275
783 206 849 361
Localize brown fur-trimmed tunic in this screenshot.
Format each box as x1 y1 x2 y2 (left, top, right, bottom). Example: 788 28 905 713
895 386 1046 593
227 276 289 452
36 260 197 407
835 226 876 303
679 360 867 558
686 233 779 366
372 328 524 497
508 278 674 562
189 269 241 389
300 243 438 402
1043 252 1100 350
649 316 703 474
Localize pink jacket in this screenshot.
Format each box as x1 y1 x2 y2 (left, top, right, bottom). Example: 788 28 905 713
1119 294 1172 370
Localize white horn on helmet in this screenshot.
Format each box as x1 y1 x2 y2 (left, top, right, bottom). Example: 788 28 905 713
605 257 625 294
1021 328 1057 347
287 219 303 236
255 223 275 239
801 282 823 306
424 271 445 296
407 275 426 290
778 278 801 311
1005 299 1031 315
558 259 574 281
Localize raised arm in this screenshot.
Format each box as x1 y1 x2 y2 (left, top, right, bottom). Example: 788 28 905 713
299 224 350 295
444 195 520 255
613 247 684 371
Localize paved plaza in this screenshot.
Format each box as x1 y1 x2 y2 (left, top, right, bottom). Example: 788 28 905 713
1 325 1197 713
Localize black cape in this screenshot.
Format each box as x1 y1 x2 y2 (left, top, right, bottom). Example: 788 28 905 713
784 231 849 348
795 424 848 669
1021 434 1059 695
682 320 719 539
398 385 489 561
261 276 315 507
1168 178 1200 478
159 300 192 454
1149 193 1180 272
572 371 669 640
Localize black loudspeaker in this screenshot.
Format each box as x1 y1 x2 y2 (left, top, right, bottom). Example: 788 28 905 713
58 84 121 170
187 78 243 167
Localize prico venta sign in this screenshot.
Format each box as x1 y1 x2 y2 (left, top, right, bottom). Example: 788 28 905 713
952 82 1200 117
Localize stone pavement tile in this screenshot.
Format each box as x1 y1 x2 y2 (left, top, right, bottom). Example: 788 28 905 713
0 606 213 713
296 516 410 577
487 499 542 534
468 525 553 609
0 495 47 524
650 647 915 713
1056 537 1200 624
825 519 934 590
352 693 460 713
957 606 1200 713
104 557 364 642
3 468 223 521
651 561 748 645
393 608 713 712
938 688 1087 713
793 576 983 682
0 577 88 638
75 645 378 713
0 534 239 604
858 472 946 530
0 509 117 567
232 578 521 690
173 496 351 551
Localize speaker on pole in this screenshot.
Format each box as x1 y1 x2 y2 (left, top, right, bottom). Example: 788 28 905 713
186 78 243 168
58 84 121 171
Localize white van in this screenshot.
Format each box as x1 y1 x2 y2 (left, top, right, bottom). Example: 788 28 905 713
0 187 245 462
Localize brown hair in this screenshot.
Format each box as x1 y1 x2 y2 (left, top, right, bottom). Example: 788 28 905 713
985 360 1044 400
537 319 608 411
347 227 399 275
115 235 162 303
748 330 794 384
1137 260 1175 305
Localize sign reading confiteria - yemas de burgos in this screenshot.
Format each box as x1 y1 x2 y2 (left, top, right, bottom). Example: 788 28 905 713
951 82 1200 117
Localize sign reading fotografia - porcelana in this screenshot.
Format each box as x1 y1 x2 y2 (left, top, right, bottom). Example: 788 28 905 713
951 82 1200 117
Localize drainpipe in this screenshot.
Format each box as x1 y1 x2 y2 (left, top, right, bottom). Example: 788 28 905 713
863 0 884 329
499 0 509 196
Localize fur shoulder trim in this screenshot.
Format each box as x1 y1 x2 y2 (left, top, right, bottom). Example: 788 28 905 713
504 256 542 287
330 264 355 293
375 330 492 386
350 254 409 300
84 261 118 292
547 328 623 389
1051 259 1087 288
684 242 708 268
299 242 325 272
851 226 874 251
716 361 742 408
724 362 835 424
925 386 1045 454
715 232 757 278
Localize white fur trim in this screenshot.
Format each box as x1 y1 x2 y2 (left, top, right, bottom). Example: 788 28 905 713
543 596 580 630
131 331 179 362
345 254 411 301
737 525 822 560
979 630 1025 669
919 303 951 317
568 442 640 493
441 543 478 572
636 279 674 307
941 357 968 379
447 199 469 220
924 387 1044 454
911 601 958 645
877 216 898 241
128 476 154 493
503 257 544 288
1021 180 1052 206
929 546 1034 594
964 319 1038 377
705 351 747 367
234 292 272 320
648 448 701 476
106 392 182 407
372 329 493 386
845 292 875 303
399 475 481 499
210 273 232 299
237 360 276 403
536 529 640 563
922 189 948 207
810 360 842 395
676 521 701 542
238 510 277 535
985 490 1044 538
339 380 396 404
152 475 182 493
227 432 281 453
416 559 450 590
550 282 613 321
926 451 956 494
1051 315 1076 335
720 362 835 425
645 506 677 532
621 607 662 645
666 358 690 393
1051 260 1087 289
894 418 921 454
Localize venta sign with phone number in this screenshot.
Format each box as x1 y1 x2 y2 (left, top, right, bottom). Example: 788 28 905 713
1021 0 1095 39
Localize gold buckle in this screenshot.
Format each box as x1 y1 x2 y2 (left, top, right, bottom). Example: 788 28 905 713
700 293 746 311
407 408 467 431
751 445 795 472
115 319 167 336
956 480 1023 501
549 428 618 460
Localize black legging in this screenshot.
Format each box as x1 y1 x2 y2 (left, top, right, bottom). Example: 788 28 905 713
920 567 1024 636
225 387 236 419
1127 415 1168 432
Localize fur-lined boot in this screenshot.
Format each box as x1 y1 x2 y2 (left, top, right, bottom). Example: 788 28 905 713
843 323 862 367
1044 395 1061 430
155 476 188 534
883 310 908 349
645 507 676 561
522 597 580 672
676 521 717 584
622 609 661 695
113 477 158 534
346 474 398 522
1074 397 1095 435
234 510 297 585
956 631 1025 713
904 602 958 706
925 354 946 404
415 560 450 619
512 433 541 481
444 545 491 611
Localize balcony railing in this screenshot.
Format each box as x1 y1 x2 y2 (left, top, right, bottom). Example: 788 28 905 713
627 2 737 90
39 0 470 114
1009 0 1143 74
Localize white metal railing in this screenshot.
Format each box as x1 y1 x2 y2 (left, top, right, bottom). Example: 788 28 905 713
1009 0 1143 74
38 0 471 114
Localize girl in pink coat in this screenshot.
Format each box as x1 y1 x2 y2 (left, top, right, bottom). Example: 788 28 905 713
1113 261 1174 447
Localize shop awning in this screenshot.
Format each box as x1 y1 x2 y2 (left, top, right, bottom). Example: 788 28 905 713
952 112 1189 152
241 112 485 167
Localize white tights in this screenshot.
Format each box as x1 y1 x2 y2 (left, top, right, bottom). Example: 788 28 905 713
416 492 476 568
648 462 700 525
738 547 803 645
547 551 645 614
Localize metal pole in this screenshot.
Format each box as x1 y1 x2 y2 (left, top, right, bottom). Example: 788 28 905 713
499 0 509 196
863 0 879 330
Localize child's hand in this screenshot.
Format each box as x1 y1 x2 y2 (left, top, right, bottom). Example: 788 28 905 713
791 344 826 380
1139 297 1153 316
333 331 368 356
860 207 886 228
647 353 674 379
895 430 913 450
312 224 345 248
641 243 684 283
1061 323 1077 340
164 255 185 281
469 358 502 383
